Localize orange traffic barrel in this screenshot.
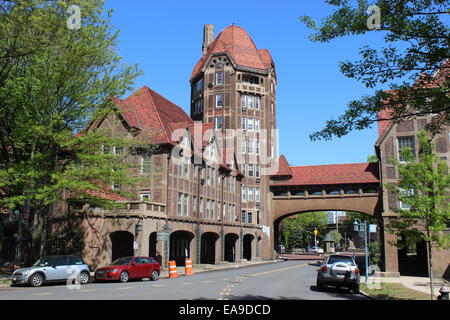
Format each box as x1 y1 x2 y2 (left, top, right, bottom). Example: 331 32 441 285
185 258 193 276
168 260 178 278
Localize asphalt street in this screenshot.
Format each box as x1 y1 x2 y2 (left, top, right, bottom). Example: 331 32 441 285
0 260 370 300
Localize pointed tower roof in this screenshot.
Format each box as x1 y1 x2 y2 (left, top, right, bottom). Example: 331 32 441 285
272 155 293 177
191 25 274 80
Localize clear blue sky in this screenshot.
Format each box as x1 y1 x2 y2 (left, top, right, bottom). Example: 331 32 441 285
105 0 388 166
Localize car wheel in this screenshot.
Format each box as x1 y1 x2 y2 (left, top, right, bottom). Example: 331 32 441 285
29 273 44 287
119 271 129 283
79 271 90 285
150 270 159 281
317 281 325 291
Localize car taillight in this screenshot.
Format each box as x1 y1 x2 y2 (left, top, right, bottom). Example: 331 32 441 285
321 266 328 272
354 268 359 274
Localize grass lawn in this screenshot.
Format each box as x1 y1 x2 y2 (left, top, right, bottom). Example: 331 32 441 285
361 283 432 300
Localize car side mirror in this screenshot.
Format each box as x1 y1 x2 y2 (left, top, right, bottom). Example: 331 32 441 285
131 262 136 265
52 264 58 268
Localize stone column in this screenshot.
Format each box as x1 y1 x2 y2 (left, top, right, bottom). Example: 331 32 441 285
381 216 400 277
195 224 202 264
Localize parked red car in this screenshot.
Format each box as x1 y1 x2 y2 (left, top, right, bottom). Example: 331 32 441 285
95 256 160 283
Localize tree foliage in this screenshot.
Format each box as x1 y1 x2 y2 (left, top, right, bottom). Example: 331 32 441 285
0 0 148 259
386 130 450 249
300 0 450 140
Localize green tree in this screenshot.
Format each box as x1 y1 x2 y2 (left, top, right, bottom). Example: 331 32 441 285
386 130 450 299
0 0 147 263
282 212 329 248
367 154 378 163
300 1 450 141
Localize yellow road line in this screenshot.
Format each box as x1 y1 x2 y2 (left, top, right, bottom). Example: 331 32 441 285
152 284 167 287
79 289 96 292
32 292 51 296
248 263 308 277
182 282 193 285
202 280 214 283
118 286 134 290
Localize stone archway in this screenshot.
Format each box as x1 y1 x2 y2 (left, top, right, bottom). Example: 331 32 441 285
170 230 194 266
243 234 254 261
201 232 219 264
224 233 239 263
110 231 134 262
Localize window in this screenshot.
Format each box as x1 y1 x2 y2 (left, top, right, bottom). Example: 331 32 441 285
242 186 247 202
399 188 414 210
247 212 253 224
242 163 246 176
255 187 260 202
242 140 247 154
211 200 215 218
183 194 189 216
255 119 260 132
206 199 211 218
102 145 110 154
216 94 223 108
241 210 247 223
183 162 189 178
241 117 247 130
248 96 254 109
398 136 415 162
255 96 260 110
140 193 151 202
248 141 254 154
255 164 260 178
248 164 254 177
114 147 123 155
194 99 203 114
215 116 223 130
216 71 223 85
248 118 254 131
200 197 204 215
193 196 197 213
241 95 247 110
194 79 203 92
248 187 254 201
177 193 183 216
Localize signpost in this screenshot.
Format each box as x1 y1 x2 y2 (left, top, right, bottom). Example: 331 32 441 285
313 229 319 248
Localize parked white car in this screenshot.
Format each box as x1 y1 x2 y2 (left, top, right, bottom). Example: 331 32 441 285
307 246 324 254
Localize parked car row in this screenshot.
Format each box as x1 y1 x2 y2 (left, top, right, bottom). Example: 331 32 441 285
11 255 160 287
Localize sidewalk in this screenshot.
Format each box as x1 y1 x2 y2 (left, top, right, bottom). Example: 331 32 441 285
362 275 447 298
159 259 280 278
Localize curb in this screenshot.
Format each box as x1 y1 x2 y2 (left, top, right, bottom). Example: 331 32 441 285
359 289 376 300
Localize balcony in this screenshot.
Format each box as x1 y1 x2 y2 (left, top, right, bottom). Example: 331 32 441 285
82 201 167 219
236 83 265 95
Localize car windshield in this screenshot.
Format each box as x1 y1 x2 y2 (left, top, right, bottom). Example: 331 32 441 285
327 256 355 266
32 257 52 267
111 257 134 265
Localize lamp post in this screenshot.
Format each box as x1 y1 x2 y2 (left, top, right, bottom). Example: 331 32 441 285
353 219 369 284
134 221 143 256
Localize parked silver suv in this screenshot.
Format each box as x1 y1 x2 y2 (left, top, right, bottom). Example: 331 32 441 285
11 255 90 287
316 255 360 293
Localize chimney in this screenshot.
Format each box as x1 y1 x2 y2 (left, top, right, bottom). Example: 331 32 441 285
202 24 214 56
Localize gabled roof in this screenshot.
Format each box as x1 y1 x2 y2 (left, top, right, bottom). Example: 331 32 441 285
271 162 380 186
191 25 274 80
114 86 193 145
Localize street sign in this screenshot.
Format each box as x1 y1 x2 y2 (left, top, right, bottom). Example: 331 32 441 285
157 231 169 241
313 229 318 235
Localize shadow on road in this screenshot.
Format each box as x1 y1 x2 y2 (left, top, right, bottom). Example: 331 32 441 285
309 285 368 300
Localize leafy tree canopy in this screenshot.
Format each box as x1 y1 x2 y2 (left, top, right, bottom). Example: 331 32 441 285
300 0 450 140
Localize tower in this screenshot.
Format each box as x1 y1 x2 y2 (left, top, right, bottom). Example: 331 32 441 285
190 24 278 260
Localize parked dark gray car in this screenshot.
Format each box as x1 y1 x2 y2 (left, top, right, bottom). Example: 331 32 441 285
316 255 360 293
11 255 90 287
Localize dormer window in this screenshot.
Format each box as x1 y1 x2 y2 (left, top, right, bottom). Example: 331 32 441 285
216 71 223 85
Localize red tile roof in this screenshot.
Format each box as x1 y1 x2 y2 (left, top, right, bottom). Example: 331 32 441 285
271 162 379 186
191 25 273 80
116 86 193 144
